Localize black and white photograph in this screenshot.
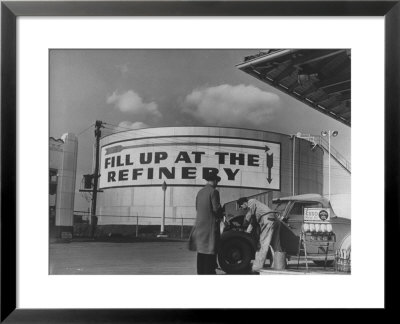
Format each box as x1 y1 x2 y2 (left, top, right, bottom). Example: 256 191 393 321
49 49 351 275
3 0 397 317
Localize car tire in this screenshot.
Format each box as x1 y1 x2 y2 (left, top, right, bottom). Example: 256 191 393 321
339 234 351 251
313 234 350 267
218 238 254 274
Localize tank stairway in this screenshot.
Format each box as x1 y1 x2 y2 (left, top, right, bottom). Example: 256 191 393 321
296 134 351 174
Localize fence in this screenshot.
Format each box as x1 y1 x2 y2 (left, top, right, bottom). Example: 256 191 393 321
73 211 196 239
73 191 272 239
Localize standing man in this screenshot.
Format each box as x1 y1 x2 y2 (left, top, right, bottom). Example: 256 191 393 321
237 197 281 272
189 174 223 274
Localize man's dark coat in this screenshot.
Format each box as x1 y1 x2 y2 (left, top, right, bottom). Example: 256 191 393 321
189 184 222 254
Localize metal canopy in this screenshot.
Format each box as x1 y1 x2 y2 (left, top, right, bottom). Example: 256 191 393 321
236 49 351 126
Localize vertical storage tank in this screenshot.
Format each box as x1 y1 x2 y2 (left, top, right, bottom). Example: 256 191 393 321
96 126 323 229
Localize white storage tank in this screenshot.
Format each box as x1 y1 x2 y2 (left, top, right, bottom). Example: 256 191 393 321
96 126 323 231
49 133 78 238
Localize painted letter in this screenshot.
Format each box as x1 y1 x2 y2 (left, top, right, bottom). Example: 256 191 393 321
224 168 240 181
155 152 168 164
202 167 219 180
118 169 129 181
159 167 175 179
248 154 260 166
147 168 154 180
215 152 229 164
192 152 205 163
132 168 144 180
116 155 124 167
182 167 197 179
125 155 134 166
175 151 191 163
107 171 116 182
229 153 245 165
105 157 112 169
140 152 152 164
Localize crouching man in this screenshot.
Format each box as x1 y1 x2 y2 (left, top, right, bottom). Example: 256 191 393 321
237 197 281 273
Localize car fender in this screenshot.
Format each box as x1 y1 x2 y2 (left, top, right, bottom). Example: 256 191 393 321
219 231 257 254
337 233 351 251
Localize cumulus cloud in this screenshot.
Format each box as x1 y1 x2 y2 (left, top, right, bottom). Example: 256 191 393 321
117 121 149 130
107 90 162 119
183 84 280 127
116 63 129 75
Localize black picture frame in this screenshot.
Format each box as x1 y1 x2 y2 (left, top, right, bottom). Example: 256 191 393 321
1 1 398 321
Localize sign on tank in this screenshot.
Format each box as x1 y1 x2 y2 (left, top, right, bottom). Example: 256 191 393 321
99 136 281 190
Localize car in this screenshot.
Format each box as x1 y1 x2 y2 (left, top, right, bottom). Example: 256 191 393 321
217 193 351 274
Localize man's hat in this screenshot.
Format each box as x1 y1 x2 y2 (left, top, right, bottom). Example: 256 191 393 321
204 174 221 182
237 197 248 207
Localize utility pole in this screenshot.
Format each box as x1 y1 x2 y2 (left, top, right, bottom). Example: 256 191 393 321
91 120 103 238
321 130 338 201
292 135 296 196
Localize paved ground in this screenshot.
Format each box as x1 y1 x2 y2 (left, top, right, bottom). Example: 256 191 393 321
50 240 197 275
49 239 348 275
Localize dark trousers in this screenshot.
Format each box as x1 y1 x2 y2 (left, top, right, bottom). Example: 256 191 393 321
197 253 217 274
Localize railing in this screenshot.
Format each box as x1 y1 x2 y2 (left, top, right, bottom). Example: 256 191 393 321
315 136 351 173
73 191 273 239
296 134 351 173
73 211 196 239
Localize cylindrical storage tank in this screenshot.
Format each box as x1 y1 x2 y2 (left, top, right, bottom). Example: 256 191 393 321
54 133 78 228
96 127 323 233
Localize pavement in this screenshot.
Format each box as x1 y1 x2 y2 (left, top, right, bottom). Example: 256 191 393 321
49 239 349 275
259 267 349 275
50 239 197 275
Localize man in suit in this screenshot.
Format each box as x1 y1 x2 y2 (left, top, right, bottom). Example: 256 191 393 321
189 174 223 274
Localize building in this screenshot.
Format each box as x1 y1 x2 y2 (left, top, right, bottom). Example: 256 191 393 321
236 49 351 126
95 126 323 234
236 49 351 218
49 133 78 238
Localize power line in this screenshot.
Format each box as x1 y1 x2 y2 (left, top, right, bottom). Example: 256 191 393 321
77 123 94 136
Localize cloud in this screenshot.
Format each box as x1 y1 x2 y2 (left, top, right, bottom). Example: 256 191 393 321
183 84 280 127
107 90 161 119
116 121 149 130
116 63 129 75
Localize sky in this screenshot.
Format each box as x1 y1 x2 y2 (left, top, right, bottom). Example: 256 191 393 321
49 49 351 212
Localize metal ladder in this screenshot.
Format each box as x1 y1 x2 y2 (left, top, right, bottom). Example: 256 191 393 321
296 134 351 174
